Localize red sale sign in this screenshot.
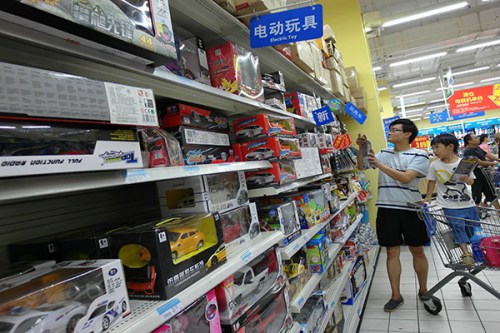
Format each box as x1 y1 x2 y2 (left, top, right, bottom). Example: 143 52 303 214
449 84 500 116
411 135 430 150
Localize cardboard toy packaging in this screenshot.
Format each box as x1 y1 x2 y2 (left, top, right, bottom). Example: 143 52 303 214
258 201 301 246
0 260 130 333
163 103 229 132
219 203 261 255
245 160 297 188
233 114 296 142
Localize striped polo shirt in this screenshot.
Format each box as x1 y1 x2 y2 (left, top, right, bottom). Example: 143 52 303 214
376 147 430 211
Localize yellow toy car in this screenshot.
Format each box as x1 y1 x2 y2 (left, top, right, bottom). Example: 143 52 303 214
205 244 227 270
168 227 205 261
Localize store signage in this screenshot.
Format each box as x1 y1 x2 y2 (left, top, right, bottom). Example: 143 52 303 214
411 135 430 150
444 67 454 99
312 106 335 126
449 84 500 116
451 111 485 120
344 102 367 125
429 110 449 124
249 5 323 48
333 134 343 149
328 98 342 111
341 134 352 149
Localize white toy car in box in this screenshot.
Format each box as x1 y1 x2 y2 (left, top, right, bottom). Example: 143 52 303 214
0 260 130 333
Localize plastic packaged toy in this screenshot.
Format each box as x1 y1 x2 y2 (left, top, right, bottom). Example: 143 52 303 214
152 289 222 333
233 114 296 142
219 203 261 255
293 294 328 333
245 161 297 188
258 202 301 246
109 214 226 300
237 137 302 161
141 128 185 168
180 36 211 85
163 104 228 132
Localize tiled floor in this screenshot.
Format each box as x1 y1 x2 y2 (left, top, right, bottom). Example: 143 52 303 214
358 246 500 333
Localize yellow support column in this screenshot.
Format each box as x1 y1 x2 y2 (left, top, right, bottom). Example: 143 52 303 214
379 89 395 119
321 0 386 227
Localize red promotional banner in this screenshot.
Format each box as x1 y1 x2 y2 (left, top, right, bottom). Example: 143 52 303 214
333 134 343 149
449 84 500 116
411 135 430 150
341 134 352 149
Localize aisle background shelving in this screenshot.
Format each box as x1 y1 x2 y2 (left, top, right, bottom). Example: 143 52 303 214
248 173 332 198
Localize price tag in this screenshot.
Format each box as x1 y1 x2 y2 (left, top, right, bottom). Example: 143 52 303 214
297 296 305 305
124 169 150 184
240 250 253 263
182 166 201 175
157 298 183 320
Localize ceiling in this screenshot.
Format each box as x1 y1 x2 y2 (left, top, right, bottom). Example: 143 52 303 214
359 0 500 120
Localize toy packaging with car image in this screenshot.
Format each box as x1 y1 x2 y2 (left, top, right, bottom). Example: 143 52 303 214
0 259 130 333
281 189 331 229
293 293 328 333
245 160 297 188
258 201 301 247
206 41 264 102
261 71 286 93
179 36 211 85
306 232 330 273
162 103 229 132
109 213 226 300
1 0 177 65
140 128 185 168
283 249 311 301
221 283 293 333
233 114 297 142
0 120 143 177
219 203 261 255
215 245 286 325
157 171 249 215
151 289 222 333
236 136 302 161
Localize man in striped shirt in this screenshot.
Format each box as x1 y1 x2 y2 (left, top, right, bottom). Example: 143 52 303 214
357 119 432 312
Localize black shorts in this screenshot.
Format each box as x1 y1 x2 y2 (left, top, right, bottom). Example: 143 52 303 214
471 170 497 204
376 208 430 247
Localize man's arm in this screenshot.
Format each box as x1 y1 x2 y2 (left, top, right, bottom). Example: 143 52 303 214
485 152 500 162
367 152 422 184
424 180 436 202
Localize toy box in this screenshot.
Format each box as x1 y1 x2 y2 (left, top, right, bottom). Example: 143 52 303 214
163 104 229 132
318 133 334 154
152 289 222 333
180 36 210 85
307 233 330 273
285 92 309 118
141 128 185 168
0 259 130 333
285 189 330 229
245 160 297 188
238 137 301 161
220 203 261 255
109 214 226 300
233 114 296 142
265 95 287 111
262 71 286 92
294 294 328 333
297 132 319 148
157 171 249 215
206 41 264 101
321 154 333 174
172 126 235 165
220 284 293 333
0 120 143 177
0 63 159 126
319 254 343 290
258 202 301 246
283 250 310 301
341 256 366 305
3 0 176 65
215 246 285 324
293 147 323 179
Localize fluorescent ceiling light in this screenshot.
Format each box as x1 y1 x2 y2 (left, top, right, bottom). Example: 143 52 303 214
393 77 436 88
430 98 445 103
456 39 500 53
480 76 500 83
378 87 387 92
401 90 431 97
390 52 447 67
373 66 382 72
497 64 500 67
435 82 474 91
423 116 430 119
396 102 425 108
453 66 489 76
405 108 425 114
382 2 468 28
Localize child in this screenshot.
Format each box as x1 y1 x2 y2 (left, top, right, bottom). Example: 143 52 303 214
425 133 480 267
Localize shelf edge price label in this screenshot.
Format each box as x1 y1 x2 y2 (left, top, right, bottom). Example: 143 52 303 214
240 250 253 263
124 169 150 184
157 297 183 320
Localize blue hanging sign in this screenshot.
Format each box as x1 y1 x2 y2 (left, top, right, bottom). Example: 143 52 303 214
249 5 323 48
312 106 335 126
451 111 485 120
344 102 367 125
429 110 449 124
383 116 399 133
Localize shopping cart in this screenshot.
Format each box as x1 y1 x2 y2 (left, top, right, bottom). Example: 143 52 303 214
482 167 500 198
410 203 500 315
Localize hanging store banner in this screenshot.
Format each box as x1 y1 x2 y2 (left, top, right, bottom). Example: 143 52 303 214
451 111 485 120
429 110 449 124
411 135 430 150
312 106 335 126
250 5 323 48
449 84 500 116
444 67 454 99
344 102 367 125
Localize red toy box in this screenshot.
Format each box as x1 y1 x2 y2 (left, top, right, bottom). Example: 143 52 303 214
152 289 222 333
220 203 261 255
163 103 229 132
207 41 264 101
109 214 226 300
245 160 297 188
237 137 301 161
141 128 185 168
233 114 296 142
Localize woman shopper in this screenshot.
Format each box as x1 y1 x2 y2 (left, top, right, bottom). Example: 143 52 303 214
462 133 500 209
479 133 492 155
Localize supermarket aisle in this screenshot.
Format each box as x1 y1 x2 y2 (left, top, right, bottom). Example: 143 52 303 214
358 246 500 333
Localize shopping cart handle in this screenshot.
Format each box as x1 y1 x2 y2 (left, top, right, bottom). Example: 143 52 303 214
407 201 425 209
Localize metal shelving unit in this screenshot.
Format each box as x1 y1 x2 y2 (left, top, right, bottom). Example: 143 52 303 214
108 231 284 333
248 173 332 198
0 161 271 203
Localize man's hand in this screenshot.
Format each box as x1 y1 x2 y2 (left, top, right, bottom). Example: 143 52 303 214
367 152 379 168
356 134 367 147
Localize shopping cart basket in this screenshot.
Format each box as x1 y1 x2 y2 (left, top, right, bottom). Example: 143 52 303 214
410 203 500 315
482 167 500 198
